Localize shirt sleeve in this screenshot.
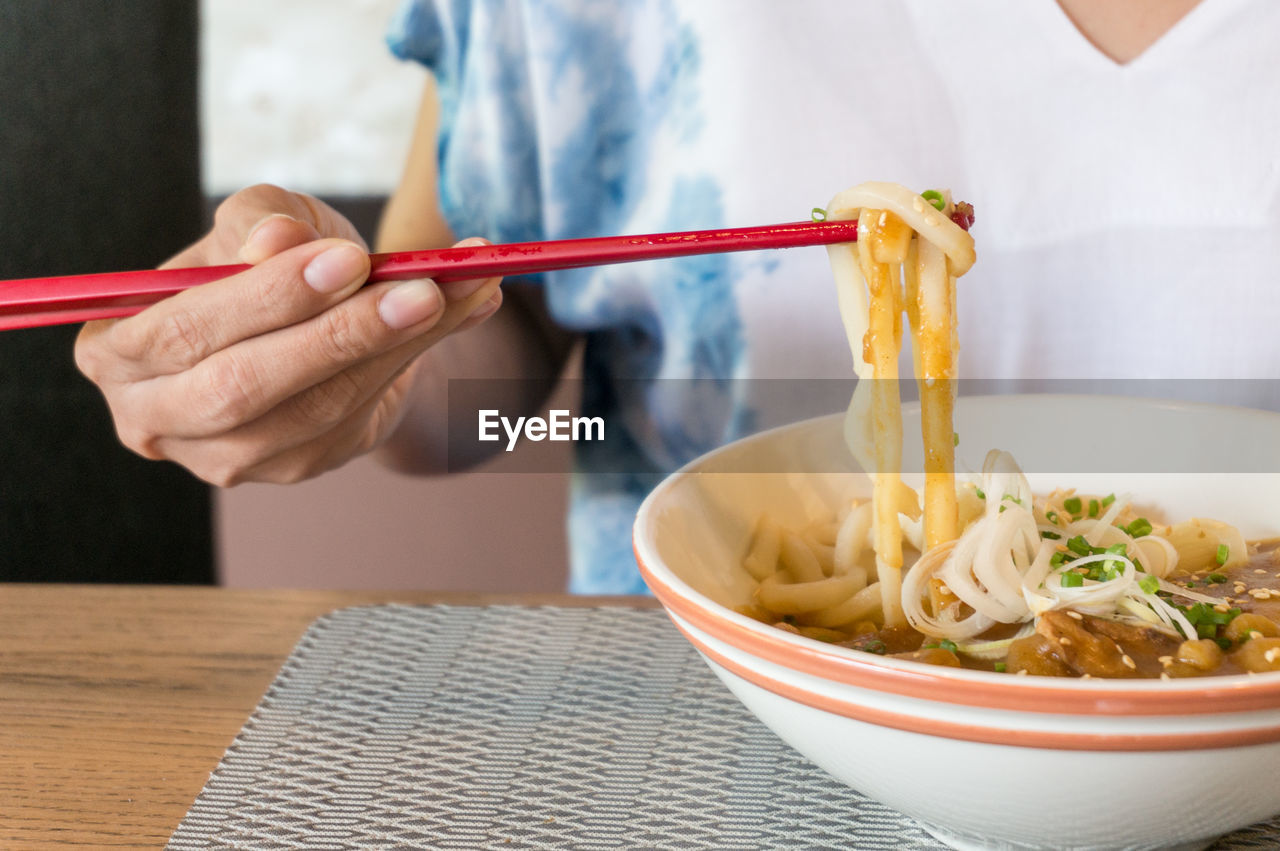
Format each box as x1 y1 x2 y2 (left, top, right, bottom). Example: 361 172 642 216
386 0 545 247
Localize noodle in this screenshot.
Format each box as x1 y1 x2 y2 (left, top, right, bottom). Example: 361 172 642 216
736 183 1274 678
824 183 976 626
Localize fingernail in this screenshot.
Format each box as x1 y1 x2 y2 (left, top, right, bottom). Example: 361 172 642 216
441 275 499 300
467 292 502 320
243 213 301 257
379 279 442 329
303 243 368 293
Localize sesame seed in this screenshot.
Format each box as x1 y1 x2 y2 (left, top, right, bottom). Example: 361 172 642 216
1161 672 1171 680
1249 630 1263 640
1250 589 1272 600
1267 648 1280 664
1016 669 1028 676
1258 569 1269 575
938 583 951 595
1081 674 1092 679
1067 611 1083 620
1158 655 1173 667
1059 637 1072 646
1122 655 1137 670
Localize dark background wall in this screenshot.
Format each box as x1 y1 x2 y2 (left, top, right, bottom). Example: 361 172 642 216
0 3 571 592
0 1 213 582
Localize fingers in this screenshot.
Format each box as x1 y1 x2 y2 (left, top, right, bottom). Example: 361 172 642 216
169 184 366 269
82 238 376 382
74 208 508 486
138 273 500 481
237 214 323 264
134 279 499 485
226 186 368 262
158 367 410 486
88 230 500 386
140 271 500 441
229 280 499 450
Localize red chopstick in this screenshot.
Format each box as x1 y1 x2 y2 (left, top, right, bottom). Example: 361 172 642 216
0 219 858 331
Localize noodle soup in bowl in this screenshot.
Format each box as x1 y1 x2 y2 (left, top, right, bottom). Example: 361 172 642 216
634 394 1280 851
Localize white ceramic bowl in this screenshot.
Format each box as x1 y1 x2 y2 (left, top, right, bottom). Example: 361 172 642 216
634 395 1280 851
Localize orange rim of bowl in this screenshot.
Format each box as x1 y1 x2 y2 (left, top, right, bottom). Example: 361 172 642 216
671 618 1280 751
634 538 1280 720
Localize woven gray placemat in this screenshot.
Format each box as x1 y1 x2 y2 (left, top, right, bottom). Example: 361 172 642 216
169 605 1279 850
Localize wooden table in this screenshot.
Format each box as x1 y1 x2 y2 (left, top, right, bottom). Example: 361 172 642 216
0 585 657 849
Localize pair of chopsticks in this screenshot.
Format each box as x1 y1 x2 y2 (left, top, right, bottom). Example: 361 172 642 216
0 219 859 331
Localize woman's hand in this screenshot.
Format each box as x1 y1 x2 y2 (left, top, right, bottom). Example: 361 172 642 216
75 184 503 486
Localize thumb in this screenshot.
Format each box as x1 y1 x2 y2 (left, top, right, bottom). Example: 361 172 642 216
163 184 367 269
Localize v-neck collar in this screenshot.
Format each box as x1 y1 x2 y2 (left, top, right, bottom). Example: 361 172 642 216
1033 0 1225 72
901 0 1280 250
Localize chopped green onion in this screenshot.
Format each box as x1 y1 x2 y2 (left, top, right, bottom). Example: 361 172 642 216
1050 552 1067 568
1075 543 1124 582
1102 493 1116 507
974 487 986 500
1207 573 1227 584
1060 572 1084 588
953 432 959 446
1138 575 1160 595
1088 499 1100 519
1042 531 1061 540
1064 496 1082 515
811 207 827 222
1216 544 1230 565
994 662 1007 673
1216 636 1234 651
1045 510 1060 525
1066 536 1092 556
1185 580 1197 587
921 189 945 211
1099 545 1127 580
1126 518 1153 538
939 639 958 653
1176 603 1242 635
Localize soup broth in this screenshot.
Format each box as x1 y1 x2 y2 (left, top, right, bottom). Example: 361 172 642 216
751 545 1280 679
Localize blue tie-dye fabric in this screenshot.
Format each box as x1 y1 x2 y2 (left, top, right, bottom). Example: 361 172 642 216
388 0 748 593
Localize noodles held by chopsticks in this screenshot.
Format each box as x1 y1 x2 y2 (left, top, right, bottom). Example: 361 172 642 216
825 183 976 626
735 182 974 637
738 184 1266 678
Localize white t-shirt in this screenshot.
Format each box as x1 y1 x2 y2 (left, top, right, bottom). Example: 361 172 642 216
390 0 1280 591
690 0 1280 382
